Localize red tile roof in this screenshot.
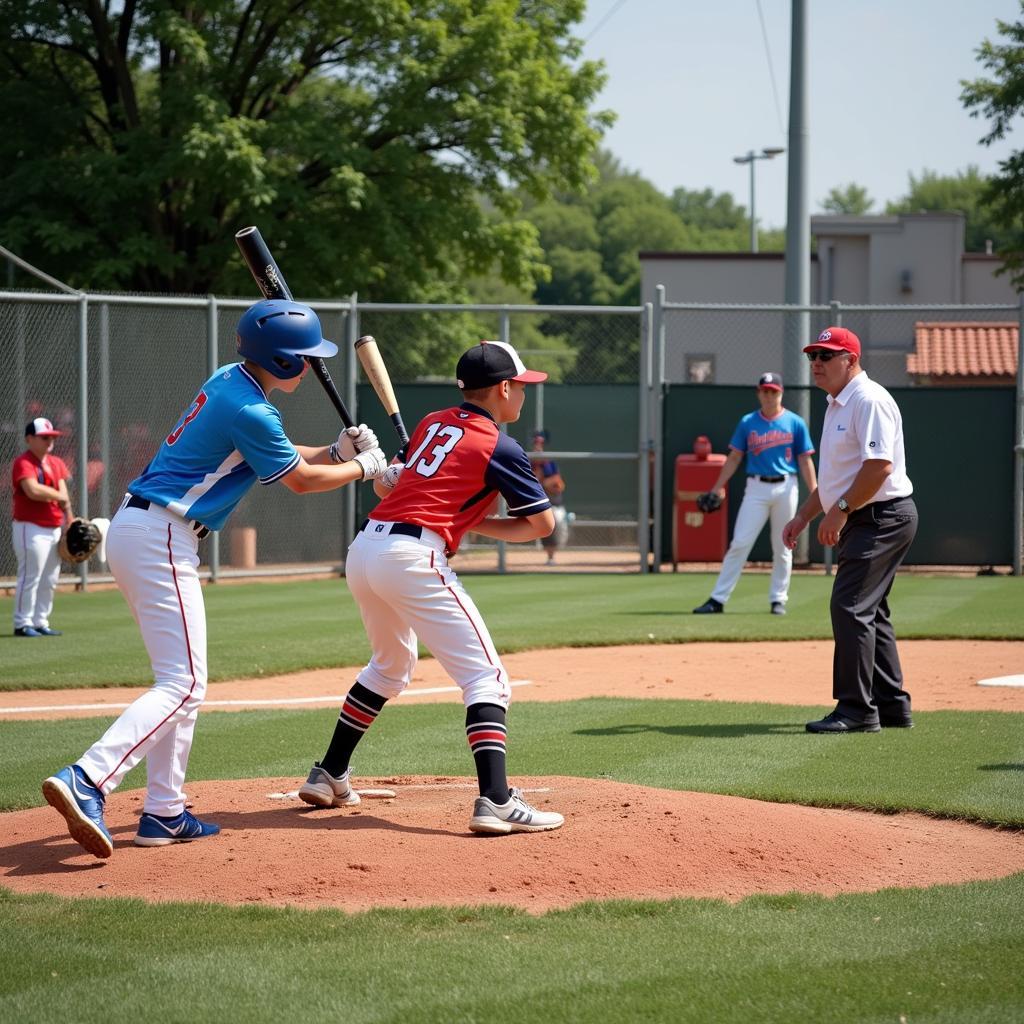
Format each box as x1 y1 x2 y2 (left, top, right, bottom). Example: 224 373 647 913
908 322 1019 378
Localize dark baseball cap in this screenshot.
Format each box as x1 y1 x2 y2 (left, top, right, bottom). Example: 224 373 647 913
757 372 783 391
456 340 548 390
25 417 62 437
804 326 861 356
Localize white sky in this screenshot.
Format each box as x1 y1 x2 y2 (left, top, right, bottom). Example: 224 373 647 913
576 0 1023 229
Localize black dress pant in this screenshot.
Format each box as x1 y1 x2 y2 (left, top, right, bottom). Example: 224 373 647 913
830 496 918 723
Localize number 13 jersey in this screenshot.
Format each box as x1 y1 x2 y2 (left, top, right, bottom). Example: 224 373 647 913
371 402 551 554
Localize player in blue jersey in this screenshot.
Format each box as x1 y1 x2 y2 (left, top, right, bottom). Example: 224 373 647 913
693 372 817 616
42 299 389 859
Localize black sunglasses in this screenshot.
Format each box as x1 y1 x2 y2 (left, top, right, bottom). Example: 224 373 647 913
805 349 844 363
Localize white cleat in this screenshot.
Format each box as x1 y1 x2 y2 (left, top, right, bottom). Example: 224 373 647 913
298 763 361 808
469 787 564 834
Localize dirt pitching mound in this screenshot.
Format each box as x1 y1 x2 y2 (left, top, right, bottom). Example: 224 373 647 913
4 776 1023 913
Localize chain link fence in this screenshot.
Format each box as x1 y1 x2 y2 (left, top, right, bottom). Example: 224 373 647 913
2 282 1022 585
1 291 648 585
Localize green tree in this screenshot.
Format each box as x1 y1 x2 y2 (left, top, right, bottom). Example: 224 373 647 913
885 167 1012 253
960 6 1024 284
0 0 610 297
820 183 874 215
669 187 747 232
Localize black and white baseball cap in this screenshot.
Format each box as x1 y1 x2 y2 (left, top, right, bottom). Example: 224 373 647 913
25 417 63 437
456 340 548 390
757 372 783 391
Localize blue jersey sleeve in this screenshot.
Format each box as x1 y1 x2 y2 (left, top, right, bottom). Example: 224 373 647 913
792 414 815 456
486 434 551 517
728 417 749 453
230 404 300 484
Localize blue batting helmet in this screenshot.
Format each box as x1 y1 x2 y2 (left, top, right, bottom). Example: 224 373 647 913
236 299 338 379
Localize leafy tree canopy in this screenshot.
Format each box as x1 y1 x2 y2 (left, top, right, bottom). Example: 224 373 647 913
820 183 874 215
884 167 1014 253
960 5 1024 283
0 0 611 297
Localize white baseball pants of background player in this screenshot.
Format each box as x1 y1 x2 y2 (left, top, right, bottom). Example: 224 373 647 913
344 522 512 708
11 521 61 630
711 475 799 607
76 503 207 816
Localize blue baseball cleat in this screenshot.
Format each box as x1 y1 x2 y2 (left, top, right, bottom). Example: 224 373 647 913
134 810 221 847
42 765 114 858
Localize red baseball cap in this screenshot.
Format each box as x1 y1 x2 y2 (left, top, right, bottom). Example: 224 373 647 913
804 326 860 356
25 417 63 437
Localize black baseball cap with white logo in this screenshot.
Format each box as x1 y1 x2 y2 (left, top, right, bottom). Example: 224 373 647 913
757 372 783 391
456 340 548 390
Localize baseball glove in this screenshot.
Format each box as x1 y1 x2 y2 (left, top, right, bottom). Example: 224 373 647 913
696 491 723 514
59 517 102 563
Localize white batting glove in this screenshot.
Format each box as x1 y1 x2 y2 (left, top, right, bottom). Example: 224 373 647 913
331 424 379 463
378 462 405 492
353 447 388 480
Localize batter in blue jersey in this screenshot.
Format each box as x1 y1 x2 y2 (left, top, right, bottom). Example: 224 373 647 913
43 300 390 860
693 372 817 616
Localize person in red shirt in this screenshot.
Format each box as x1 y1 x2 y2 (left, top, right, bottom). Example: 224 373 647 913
11 417 73 637
297 340 566 834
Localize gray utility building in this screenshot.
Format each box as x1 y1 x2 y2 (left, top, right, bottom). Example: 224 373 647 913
640 212 1019 387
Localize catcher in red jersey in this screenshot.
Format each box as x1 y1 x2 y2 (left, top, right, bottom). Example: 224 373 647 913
299 340 564 834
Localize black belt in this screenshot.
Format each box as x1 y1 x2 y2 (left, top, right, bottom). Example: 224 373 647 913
125 494 210 539
753 475 786 483
359 518 422 539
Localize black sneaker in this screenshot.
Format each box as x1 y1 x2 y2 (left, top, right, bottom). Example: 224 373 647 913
692 598 723 614
806 711 881 734
770 602 786 615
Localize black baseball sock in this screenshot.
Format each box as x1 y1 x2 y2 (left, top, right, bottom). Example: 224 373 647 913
320 682 388 778
466 702 509 803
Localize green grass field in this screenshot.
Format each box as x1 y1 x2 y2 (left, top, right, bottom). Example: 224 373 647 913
1 573 1022 1022
1 573 1021 690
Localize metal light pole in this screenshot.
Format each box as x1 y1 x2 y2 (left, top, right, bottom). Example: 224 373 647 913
733 147 785 252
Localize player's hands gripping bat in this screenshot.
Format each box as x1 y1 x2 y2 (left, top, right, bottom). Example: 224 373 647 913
353 335 410 446
234 226 355 428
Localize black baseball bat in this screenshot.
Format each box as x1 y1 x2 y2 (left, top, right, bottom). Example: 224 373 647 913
234 226 355 428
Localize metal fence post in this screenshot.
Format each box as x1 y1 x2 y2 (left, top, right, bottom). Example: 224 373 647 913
652 286 666 572
207 296 220 582
98 304 111 520
343 294 359 560
1015 295 1024 576
820 300 843 577
77 293 89 589
496 310 511 574
638 302 653 571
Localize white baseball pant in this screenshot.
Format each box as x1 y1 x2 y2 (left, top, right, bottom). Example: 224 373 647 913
76 503 207 816
11 520 61 630
711 475 798 606
345 522 511 708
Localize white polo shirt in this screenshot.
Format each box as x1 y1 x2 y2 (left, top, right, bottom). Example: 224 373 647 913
818 371 913 512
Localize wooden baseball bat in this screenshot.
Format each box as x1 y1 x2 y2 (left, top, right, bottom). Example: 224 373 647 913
354 335 410 446
234 226 355 428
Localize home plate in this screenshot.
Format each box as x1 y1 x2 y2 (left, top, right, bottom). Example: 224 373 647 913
977 675 1024 688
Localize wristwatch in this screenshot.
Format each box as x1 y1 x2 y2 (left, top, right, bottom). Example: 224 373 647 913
836 496 851 514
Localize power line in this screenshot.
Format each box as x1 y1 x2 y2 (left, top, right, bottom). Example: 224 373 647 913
585 0 629 43
755 0 785 137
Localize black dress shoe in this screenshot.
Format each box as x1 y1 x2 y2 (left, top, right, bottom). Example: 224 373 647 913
693 598 723 614
806 711 881 734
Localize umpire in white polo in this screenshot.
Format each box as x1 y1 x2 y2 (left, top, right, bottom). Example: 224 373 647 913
782 327 917 734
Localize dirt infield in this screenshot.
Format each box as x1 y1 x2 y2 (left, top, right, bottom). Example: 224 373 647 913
3 639 1022 912
5 776 1024 912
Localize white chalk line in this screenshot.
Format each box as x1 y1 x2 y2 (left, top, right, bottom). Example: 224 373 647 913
977 675 1024 688
0 679 532 715
267 784 551 800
